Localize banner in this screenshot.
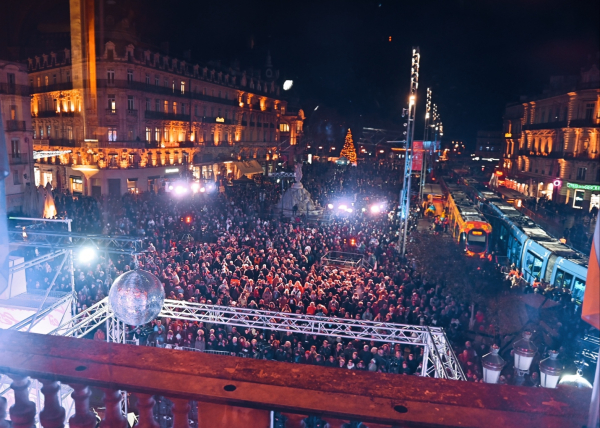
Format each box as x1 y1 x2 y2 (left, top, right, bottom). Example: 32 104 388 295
582 216 599 330
412 140 423 171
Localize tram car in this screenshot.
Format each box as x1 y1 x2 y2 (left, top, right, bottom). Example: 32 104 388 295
445 183 492 257
422 183 446 217
466 179 588 303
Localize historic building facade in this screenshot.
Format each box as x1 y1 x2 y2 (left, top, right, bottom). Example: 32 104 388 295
1 60 35 212
501 64 600 211
27 42 303 196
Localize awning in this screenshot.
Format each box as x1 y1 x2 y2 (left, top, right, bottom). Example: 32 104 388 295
235 160 263 176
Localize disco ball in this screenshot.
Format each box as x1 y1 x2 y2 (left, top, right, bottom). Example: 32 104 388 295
108 269 165 326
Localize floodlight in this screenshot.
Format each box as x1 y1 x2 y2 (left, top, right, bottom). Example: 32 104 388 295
371 205 381 214
327 204 334 209
79 246 97 263
174 185 188 195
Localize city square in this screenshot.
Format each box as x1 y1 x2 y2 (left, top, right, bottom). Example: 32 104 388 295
0 1 598 427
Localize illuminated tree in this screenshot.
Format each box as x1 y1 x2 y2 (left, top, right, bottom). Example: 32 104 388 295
339 128 357 164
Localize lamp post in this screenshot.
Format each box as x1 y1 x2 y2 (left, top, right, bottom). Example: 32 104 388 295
398 47 420 257
513 331 537 383
539 350 563 388
481 344 505 384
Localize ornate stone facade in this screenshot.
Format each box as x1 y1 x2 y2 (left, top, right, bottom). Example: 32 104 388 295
27 43 304 195
501 65 600 210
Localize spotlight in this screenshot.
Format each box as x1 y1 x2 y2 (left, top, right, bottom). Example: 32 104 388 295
338 204 347 211
283 80 294 91
327 204 334 210
191 182 200 193
370 205 381 214
79 246 97 263
346 208 353 213
200 187 206 193
174 185 188 195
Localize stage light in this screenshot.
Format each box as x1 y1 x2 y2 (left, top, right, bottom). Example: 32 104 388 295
327 204 334 209
191 182 200 193
370 205 381 214
338 204 347 211
200 187 206 193
346 208 353 213
174 185 188 195
79 246 97 263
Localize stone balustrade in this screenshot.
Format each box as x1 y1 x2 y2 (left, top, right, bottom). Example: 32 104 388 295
0 329 591 428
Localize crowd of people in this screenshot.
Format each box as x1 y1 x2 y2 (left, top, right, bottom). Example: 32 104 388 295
22 161 597 383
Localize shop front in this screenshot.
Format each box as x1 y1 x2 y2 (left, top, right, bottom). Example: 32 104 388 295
566 183 600 212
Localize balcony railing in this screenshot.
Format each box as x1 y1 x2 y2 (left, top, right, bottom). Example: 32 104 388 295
0 83 30 96
127 109 138 116
34 110 79 118
522 121 568 131
569 118 600 128
48 138 77 147
106 108 118 115
97 79 239 106
145 110 191 121
30 82 74 94
0 329 591 428
5 120 26 132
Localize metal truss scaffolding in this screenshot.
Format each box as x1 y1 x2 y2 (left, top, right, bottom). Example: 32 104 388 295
9 230 145 255
49 297 466 381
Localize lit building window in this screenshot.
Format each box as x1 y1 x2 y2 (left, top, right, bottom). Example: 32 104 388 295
108 127 117 142
279 123 290 132
146 127 151 141
181 81 185 94
127 70 134 82
154 127 160 142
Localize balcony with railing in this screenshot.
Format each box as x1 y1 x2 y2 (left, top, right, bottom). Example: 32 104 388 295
48 138 77 147
0 329 591 428
5 120 27 132
145 110 191 121
569 118 600 128
522 121 568 131
0 83 30 96
34 110 79 118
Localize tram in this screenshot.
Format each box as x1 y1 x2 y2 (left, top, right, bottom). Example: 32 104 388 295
422 183 446 217
445 183 492 257
465 178 588 303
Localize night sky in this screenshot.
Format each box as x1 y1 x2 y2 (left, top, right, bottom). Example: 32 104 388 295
141 0 600 145
3 0 600 145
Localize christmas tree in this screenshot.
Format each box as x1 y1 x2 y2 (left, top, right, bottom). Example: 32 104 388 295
339 128 357 164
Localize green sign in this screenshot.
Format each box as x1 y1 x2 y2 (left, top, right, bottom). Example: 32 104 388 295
566 182 600 191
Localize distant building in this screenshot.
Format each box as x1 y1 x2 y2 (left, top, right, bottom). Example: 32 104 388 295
0 60 34 213
475 131 503 159
27 43 303 196
501 64 600 211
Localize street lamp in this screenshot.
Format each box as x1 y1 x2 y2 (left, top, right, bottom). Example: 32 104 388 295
513 331 537 376
558 366 593 389
481 344 505 384
539 350 563 388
